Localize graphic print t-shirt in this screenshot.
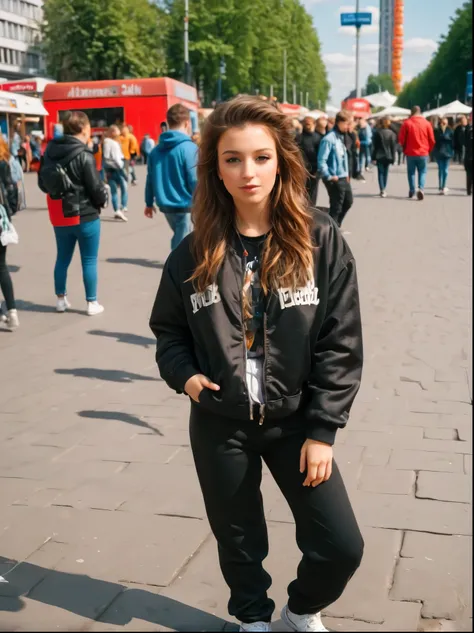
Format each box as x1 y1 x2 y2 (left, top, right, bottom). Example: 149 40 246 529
237 234 267 404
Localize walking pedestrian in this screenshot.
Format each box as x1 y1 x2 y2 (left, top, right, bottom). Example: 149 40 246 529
149 95 364 633
398 106 435 201
371 117 397 198
144 104 197 251
140 134 155 165
297 116 323 206
8 149 26 211
120 124 139 186
38 111 108 316
103 125 128 221
345 119 364 182
357 119 372 172
434 117 454 195
464 118 472 196
453 116 468 164
315 116 328 136
0 138 19 330
318 110 354 227
327 117 335 133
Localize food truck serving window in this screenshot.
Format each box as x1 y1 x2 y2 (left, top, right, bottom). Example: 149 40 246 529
59 107 124 129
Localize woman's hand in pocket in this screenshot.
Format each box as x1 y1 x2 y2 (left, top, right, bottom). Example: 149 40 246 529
184 374 220 403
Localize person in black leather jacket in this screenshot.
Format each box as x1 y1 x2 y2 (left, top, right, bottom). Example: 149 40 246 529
150 95 364 633
38 111 108 316
297 117 323 206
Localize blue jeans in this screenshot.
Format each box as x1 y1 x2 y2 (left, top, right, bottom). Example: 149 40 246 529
437 158 450 190
377 161 390 192
359 144 371 171
406 156 428 193
164 211 192 251
54 219 101 301
107 170 128 212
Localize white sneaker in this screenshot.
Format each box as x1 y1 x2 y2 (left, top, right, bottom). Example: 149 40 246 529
114 210 128 222
5 309 19 331
87 301 104 316
122 207 128 212
56 296 71 313
443 187 449 195
281 605 328 632
239 622 272 632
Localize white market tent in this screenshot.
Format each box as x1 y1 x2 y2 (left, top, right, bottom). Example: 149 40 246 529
423 100 472 118
372 105 411 118
0 90 49 116
304 109 326 120
365 91 397 108
325 104 339 115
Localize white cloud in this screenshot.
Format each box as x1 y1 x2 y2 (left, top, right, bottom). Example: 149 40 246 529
354 43 380 53
404 38 438 54
337 5 379 35
324 51 378 72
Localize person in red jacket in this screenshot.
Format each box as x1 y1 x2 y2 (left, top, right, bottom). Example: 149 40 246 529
398 105 435 201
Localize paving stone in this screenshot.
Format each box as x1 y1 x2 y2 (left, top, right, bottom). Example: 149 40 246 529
52 439 182 464
389 450 463 473
362 447 391 467
416 472 471 504
359 466 415 495
352 492 471 535
423 428 458 440
390 532 472 620
464 454 472 475
346 432 471 454
435 369 468 383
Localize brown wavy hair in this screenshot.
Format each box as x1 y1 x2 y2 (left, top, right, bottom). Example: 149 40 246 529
190 95 314 295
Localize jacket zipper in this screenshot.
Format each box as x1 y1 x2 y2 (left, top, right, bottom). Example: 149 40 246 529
240 253 254 421
259 313 269 425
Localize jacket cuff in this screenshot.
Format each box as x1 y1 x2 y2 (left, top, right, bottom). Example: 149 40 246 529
305 423 338 446
172 362 200 394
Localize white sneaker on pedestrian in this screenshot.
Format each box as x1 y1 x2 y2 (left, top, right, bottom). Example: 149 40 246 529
239 622 272 632
281 605 328 632
122 207 128 213
114 210 128 222
5 309 19 331
443 188 449 195
56 296 71 313
87 301 104 316
380 191 387 198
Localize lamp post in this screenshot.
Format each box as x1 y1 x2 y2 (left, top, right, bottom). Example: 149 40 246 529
283 49 287 103
184 0 191 85
355 0 361 97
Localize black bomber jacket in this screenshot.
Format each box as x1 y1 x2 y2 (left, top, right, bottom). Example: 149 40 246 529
149 209 363 446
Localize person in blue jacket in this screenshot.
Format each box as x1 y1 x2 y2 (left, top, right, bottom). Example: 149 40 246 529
357 118 373 172
144 104 198 250
317 110 353 227
434 117 454 195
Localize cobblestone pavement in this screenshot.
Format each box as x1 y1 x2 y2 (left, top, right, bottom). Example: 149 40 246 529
0 163 471 632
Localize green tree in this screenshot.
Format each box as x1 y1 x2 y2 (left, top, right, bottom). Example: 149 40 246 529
397 0 472 109
365 73 395 95
164 0 329 107
41 0 168 81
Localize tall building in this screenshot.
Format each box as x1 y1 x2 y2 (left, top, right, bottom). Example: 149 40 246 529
0 0 44 80
379 0 395 76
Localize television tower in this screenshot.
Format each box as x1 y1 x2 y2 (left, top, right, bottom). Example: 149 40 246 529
392 0 404 93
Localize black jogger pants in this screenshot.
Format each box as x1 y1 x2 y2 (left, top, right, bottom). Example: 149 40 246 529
325 177 354 227
189 403 364 624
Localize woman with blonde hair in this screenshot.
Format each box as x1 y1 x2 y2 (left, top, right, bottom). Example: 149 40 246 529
0 138 19 329
150 95 364 632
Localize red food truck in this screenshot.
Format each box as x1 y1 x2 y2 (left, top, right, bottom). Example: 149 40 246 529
340 97 372 119
42 77 199 143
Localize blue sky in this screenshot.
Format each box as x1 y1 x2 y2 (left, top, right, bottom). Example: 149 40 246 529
301 0 467 106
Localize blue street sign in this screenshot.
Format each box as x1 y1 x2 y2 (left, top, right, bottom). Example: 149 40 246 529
340 12 373 27
467 71 473 99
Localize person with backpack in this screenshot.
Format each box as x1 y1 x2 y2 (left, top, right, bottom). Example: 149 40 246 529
38 111 108 316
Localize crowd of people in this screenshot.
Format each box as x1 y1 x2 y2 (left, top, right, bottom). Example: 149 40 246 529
295 107 472 224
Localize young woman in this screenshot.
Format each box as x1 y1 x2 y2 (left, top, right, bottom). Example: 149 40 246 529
371 116 397 198
0 139 19 330
149 96 364 633
38 111 108 315
434 117 454 194
102 125 128 221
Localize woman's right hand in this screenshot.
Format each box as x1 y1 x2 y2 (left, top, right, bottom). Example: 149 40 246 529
184 374 220 403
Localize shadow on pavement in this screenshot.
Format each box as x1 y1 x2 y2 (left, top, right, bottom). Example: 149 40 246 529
15 300 84 315
78 410 163 436
7 265 20 273
88 329 156 349
0 556 230 631
54 368 159 383
106 257 164 269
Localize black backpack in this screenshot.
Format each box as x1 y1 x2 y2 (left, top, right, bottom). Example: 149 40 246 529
39 146 85 201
